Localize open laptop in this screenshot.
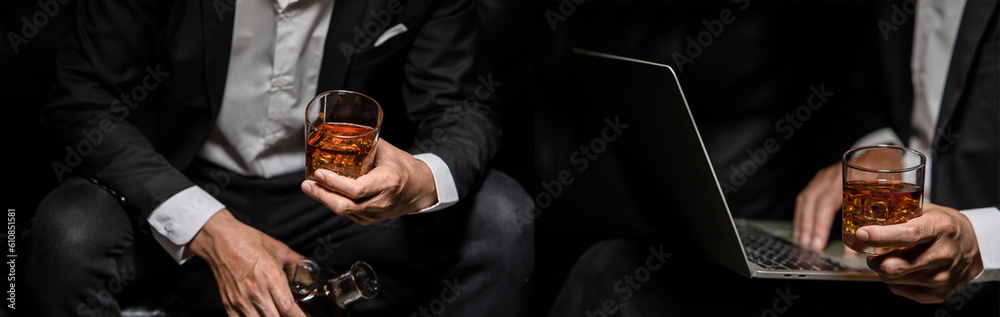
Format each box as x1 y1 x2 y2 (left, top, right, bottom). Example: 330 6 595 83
570 48 879 281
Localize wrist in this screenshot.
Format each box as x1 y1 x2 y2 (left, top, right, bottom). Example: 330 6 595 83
189 209 235 258
958 212 985 281
413 159 439 210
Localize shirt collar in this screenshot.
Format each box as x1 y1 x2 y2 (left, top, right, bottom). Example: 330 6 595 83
274 0 298 13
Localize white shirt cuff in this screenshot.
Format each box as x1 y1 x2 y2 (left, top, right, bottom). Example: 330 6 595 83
147 186 225 264
412 153 459 214
960 207 1000 282
851 127 903 148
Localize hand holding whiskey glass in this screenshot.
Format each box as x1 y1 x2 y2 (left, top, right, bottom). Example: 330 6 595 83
842 145 926 255
305 90 383 179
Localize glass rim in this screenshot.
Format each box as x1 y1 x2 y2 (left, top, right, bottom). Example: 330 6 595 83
349 261 379 299
305 90 383 139
842 144 926 173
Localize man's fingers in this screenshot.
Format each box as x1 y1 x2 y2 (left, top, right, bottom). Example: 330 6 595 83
869 257 928 285
268 236 306 266
303 180 393 220
211 261 246 317
226 279 264 317
793 163 842 250
221 291 241 317
809 197 840 251
302 180 361 215
867 242 945 284
857 214 939 247
279 247 306 266
269 278 306 317
243 276 279 317
311 140 404 200
252 259 299 317
261 239 306 317
234 296 262 317
869 245 954 285
313 169 380 200
262 239 307 317
795 193 817 247
811 167 844 250
252 298 279 317
795 185 839 250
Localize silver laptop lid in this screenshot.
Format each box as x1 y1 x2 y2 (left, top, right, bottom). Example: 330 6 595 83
570 48 754 278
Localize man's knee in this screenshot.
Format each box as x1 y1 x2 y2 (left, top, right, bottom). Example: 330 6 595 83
28 178 133 259
462 170 534 281
469 170 534 238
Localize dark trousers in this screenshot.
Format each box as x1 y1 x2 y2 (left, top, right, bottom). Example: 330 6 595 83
548 237 999 317
24 162 533 316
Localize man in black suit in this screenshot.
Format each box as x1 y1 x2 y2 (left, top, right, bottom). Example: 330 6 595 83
794 0 998 303
24 0 532 316
547 1 996 315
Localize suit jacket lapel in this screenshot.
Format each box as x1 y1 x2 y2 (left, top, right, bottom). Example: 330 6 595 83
936 0 999 139
202 0 236 120
317 0 372 93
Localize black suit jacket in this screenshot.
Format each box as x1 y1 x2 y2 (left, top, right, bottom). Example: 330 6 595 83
877 0 999 209
42 0 500 229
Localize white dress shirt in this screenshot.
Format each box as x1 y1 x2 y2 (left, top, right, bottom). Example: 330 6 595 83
146 0 458 263
852 0 999 281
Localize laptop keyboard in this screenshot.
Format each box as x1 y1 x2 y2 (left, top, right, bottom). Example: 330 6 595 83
736 222 849 272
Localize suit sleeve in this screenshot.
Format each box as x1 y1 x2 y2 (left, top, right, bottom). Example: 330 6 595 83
401 0 501 200
42 0 194 229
